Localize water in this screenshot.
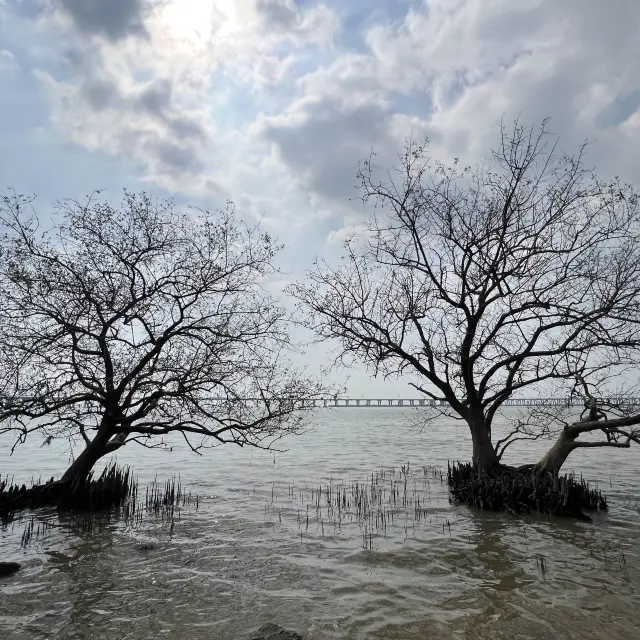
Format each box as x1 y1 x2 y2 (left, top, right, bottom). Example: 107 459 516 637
1 408 640 639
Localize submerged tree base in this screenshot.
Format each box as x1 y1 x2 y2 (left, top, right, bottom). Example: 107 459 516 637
0 463 135 524
447 462 607 521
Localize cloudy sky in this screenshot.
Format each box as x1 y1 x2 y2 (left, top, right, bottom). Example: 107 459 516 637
1 0 639 397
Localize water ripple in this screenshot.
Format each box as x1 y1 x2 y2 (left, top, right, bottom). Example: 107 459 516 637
1 408 640 639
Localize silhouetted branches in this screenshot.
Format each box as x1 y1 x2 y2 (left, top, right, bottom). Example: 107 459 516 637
291 117 640 470
0 190 323 481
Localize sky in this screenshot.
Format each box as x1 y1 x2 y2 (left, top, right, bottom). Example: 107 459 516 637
1 0 640 398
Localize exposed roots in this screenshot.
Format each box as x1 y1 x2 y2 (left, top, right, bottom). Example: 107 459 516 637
447 461 607 521
0 463 135 524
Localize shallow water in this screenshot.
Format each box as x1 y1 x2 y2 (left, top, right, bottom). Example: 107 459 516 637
1 408 640 639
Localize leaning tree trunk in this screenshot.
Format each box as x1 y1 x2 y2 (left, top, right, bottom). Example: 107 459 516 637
60 424 118 484
536 428 577 476
1 422 130 517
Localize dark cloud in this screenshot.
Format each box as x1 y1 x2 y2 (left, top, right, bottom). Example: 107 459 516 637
135 79 207 141
137 79 172 117
43 67 208 182
256 0 298 31
79 77 121 111
154 140 205 173
77 76 204 142
166 116 206 141
253 0 336 42
56 0 151 41
260 98 398 202
257 0 640 209
5 0 49 20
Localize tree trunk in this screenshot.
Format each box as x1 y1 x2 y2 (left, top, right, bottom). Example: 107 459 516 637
60 425 114 484
537 429 577 475
469 412 499 470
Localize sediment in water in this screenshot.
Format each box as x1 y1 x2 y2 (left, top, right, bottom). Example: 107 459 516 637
447 461 607 521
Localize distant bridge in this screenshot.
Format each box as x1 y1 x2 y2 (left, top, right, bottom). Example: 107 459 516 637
298 397 640 408
4 396 640 410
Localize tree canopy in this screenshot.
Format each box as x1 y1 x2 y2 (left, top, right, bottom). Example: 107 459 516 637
0 190 321 482
290 118 640 471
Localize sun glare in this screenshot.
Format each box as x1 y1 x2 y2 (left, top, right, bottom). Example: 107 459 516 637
162 0 215 43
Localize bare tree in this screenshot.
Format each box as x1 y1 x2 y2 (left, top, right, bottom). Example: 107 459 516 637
290 118 640 473
0 190 323 484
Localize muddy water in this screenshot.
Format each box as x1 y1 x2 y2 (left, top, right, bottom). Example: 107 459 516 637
1 408 640 639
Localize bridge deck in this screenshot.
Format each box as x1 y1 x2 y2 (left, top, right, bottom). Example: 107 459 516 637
3 396 640 409
305 397 640 408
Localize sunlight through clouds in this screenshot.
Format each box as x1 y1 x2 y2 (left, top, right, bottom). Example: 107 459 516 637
161 0 216 44
2 0 640 291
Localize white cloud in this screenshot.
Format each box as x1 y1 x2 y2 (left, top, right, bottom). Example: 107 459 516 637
24 0 340 213
253 0 640 249
362 0 640 169
326 217 367 246
6 0 640 275
3 0 640 396
0 49 19 75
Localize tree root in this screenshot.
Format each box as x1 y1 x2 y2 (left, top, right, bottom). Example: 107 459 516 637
0 463 134 524
447 461 607 521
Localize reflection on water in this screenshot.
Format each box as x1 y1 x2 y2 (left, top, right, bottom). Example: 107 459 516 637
1 408 640 639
